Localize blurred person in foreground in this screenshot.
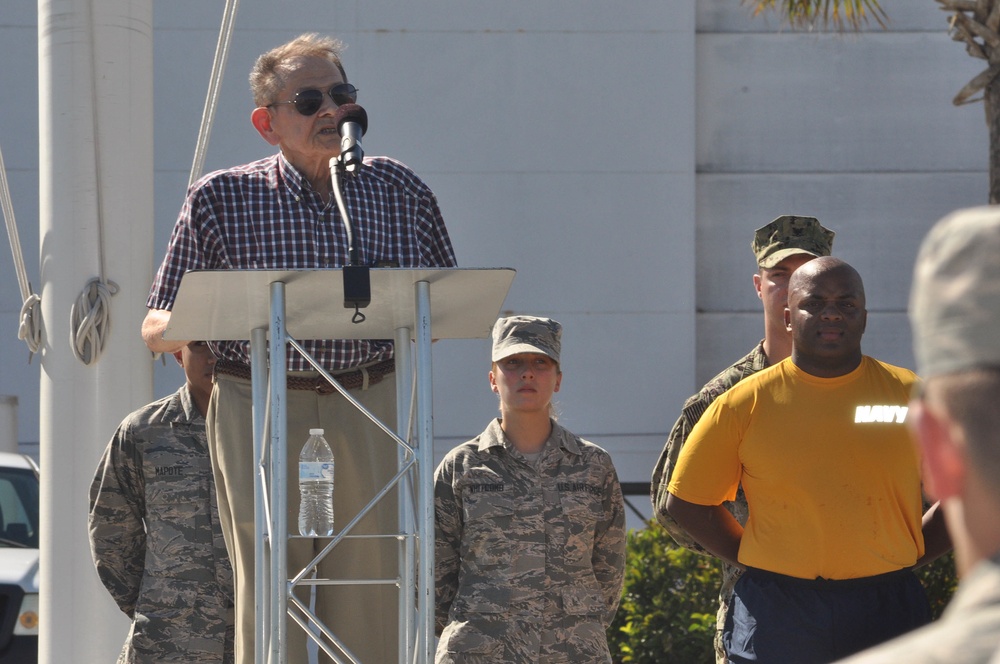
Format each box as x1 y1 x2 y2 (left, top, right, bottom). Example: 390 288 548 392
89 341 234 663
433 316 626 663
838 206 1000 663
651 214 834 661
667 257 949 663
141 33 456 663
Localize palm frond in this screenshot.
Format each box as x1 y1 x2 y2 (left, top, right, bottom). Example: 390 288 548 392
744 0 888 31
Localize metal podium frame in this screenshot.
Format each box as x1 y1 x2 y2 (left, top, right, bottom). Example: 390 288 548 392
164 267 516 664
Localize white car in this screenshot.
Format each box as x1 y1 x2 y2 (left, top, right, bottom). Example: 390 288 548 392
0 453 39 661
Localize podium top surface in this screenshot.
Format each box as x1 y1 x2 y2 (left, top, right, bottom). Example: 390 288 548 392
163 267 516 341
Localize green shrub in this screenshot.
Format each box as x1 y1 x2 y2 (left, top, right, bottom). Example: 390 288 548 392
607 520 958 663
916 550 958 620
608 522 722 663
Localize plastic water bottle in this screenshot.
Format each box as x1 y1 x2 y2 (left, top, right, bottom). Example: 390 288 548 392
298 428 335 536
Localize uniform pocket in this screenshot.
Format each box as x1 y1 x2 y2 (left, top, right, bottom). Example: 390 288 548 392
437 620 503 662
143 440 215 581
559 492 603 563
561 584 606 616
462 494 515 567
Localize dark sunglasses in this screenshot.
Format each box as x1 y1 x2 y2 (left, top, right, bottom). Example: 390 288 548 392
268 83 358 116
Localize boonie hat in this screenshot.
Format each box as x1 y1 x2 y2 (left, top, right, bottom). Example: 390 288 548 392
752 215 835 269
910 206 1000 378
491 316 562 363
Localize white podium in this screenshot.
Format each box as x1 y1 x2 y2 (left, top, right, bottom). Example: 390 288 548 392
165 267 516 664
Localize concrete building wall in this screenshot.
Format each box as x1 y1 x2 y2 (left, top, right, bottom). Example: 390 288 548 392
0 3 40 461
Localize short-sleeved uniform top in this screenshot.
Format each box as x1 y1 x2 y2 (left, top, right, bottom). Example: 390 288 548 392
669 356 923 580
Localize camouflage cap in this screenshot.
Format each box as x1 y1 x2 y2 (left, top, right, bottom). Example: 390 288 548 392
910 206 1000 378
752 215 835 268
491 315 562 363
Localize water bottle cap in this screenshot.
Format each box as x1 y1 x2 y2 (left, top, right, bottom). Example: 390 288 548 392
309 428 324 435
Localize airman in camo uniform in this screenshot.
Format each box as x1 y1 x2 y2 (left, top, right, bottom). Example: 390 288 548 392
651 215 834 662
838 207 1000 664
89 341 234 663
434 315 626 663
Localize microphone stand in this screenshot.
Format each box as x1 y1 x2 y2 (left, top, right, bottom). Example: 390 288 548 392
330 156 369 322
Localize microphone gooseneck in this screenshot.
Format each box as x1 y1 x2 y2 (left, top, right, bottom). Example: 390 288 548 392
329 103 371 318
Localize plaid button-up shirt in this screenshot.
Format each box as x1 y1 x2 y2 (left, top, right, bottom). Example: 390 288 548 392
148 153 456 371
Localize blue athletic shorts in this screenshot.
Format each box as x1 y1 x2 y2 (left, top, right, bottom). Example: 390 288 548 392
723 567 931 663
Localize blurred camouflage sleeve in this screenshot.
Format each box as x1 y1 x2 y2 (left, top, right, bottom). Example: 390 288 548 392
433 454 462 636
88 421 147 618
650 343 767 555
650 411 710 554
593 457 626 627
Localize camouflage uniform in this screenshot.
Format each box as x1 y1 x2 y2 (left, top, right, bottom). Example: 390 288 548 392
434 418 626 663
650 341 768 663
89 385 234 663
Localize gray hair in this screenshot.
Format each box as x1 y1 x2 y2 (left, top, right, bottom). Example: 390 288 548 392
249 33 348 107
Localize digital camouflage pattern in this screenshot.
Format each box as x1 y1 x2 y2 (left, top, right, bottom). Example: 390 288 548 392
434 418 625 663
910 206 1000 378
752 215 835 268
89 385 234 664
491 315 562 363
651 341 769 664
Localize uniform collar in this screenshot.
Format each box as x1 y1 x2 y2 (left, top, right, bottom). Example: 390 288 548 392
175 384 205 424
478 418 582 457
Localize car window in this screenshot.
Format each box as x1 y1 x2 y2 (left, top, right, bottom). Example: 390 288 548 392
0 468 39 548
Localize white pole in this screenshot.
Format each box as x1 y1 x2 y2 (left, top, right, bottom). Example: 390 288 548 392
37 1 153 662
414 281 434 663
394 326 414 664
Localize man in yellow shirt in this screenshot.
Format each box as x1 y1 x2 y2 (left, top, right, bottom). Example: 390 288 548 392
667 256 948 663
652 214 834 662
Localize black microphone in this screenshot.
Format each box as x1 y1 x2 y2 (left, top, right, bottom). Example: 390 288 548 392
335 103 368 172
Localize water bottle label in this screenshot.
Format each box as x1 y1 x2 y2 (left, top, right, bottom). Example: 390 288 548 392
299 461 334 481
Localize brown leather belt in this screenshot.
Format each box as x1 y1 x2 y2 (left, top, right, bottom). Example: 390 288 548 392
214 358 395 394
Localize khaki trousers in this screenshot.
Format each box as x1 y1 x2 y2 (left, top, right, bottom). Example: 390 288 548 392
208 371 399 664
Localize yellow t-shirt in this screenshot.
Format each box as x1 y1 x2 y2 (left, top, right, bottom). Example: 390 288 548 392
668 356 923 580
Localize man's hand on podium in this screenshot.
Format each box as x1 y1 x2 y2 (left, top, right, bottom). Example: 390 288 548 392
142 308 189 354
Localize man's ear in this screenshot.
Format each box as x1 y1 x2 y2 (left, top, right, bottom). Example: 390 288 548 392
251 107 281 146
913 399 966 502
752 273 763 301
172 351 184 367
784 306 792 331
